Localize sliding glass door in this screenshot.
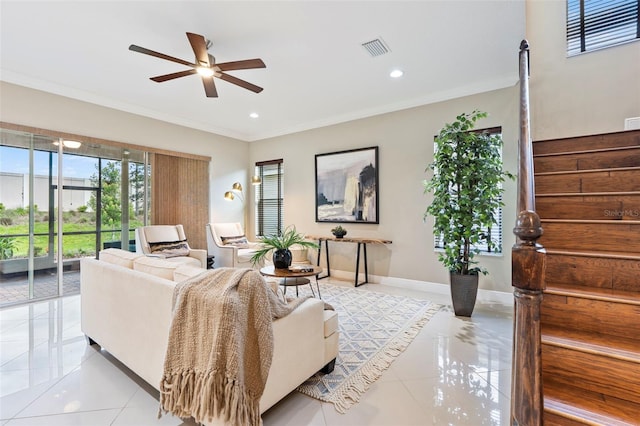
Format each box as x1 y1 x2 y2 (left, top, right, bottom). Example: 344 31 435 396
0 128 150 306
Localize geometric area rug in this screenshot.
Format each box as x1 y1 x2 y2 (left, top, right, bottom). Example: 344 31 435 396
293 282 443 413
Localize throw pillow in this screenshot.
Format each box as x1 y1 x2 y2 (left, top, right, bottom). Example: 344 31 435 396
148 239 190 258
220 234 250 248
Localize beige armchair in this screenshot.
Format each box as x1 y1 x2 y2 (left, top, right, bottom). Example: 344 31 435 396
206 222 262 268
135 224 207 268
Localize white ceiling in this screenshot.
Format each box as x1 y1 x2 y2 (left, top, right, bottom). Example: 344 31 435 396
0 1 525 142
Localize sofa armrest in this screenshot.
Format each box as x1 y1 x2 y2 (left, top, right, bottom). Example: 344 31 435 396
188 248 207 268
261 298 325 411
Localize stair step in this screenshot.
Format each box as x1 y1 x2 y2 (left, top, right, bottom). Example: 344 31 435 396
542 344 640 405
535 169 640 194
533 146 640 173
533 130 640 156
539 221 640 253
544 378 640 426
542 325 640 363
545 248 640 261
544 250 640 293
545 284 640 306
536 195 640 221
542 291 640 340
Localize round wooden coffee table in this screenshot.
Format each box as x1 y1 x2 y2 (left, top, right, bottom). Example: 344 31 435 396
260 265 323 299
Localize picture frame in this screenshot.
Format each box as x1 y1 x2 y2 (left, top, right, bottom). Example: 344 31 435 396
315 146 379 224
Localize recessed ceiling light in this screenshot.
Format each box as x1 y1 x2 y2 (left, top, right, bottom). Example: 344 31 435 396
53 140 82 149
390 69 404 78
249 112 259 119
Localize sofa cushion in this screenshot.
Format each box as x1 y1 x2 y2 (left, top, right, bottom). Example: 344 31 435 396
148 239 190 258
133 256 181 280
99 248 143 269
323 310 338 338
160 256 202 268
173 265 206 282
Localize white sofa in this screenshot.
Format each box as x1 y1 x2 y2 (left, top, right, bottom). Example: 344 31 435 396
80 248 338 416
135 224 207 268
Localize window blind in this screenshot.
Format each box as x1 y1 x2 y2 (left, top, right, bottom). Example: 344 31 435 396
255 159 283 237
567 0 639 55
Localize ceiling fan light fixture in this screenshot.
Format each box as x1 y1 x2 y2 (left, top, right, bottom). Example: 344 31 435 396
197 66 214 77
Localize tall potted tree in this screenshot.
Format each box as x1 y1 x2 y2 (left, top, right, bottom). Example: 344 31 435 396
424 111 513 316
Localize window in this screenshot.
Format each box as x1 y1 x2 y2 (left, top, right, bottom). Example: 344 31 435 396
433 127 505 255
255 159 283 237
567 0 639 56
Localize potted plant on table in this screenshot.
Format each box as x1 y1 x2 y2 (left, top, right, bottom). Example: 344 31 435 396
331 225 347 239
250 225 319 269
423 111 513 316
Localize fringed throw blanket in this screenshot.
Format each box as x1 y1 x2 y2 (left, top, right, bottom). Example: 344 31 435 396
159 268 308 425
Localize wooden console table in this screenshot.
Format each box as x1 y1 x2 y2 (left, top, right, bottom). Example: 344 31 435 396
306 236 392 287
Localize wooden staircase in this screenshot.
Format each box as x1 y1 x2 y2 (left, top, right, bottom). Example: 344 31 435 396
533 129 640 425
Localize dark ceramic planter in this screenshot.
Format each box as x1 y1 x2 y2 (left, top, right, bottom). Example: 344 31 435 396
449 272 479 317
273 248 292 269
332 232 347 239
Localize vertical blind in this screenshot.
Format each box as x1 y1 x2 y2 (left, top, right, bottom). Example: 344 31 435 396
567 0 639 55
255 159 283 237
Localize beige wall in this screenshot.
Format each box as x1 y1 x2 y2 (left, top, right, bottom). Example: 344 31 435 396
526 0 640 141
2 0 638 292
0 82 249 227
249 87 520 292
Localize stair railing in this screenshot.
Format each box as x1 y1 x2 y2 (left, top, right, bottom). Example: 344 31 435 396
510 40 546 426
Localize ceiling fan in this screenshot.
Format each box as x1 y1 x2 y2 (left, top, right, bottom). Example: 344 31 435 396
129 32 266 98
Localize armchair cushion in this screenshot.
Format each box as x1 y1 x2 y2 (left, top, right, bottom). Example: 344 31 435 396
220 235 250 248
148 239 190 258
206 223 261 268
136 225 207 269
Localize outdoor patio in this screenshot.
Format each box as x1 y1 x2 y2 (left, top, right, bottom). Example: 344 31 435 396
0 270 80 307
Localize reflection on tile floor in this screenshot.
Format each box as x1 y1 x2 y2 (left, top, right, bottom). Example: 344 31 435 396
0 279 513 425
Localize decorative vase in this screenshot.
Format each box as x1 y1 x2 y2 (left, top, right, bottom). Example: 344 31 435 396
449 272 479 317
273 248 292 269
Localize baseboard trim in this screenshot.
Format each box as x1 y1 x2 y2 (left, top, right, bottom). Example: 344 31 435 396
324 269 512 305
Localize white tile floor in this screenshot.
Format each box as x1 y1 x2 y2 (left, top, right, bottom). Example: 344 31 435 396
0 279 513 425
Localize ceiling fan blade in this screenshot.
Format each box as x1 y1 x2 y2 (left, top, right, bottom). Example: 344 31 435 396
186 32 210 67
202 76 218 98
129 44 196 68
150 69 197 82
216 59 266 71
218 72 263 93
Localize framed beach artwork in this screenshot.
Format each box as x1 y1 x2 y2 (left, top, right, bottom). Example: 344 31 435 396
315 146 379 224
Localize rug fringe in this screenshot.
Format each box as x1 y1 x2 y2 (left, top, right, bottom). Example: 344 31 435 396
299 302 443 413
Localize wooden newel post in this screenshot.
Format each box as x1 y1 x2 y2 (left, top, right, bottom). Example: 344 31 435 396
511 39 546 426
511 211 545 426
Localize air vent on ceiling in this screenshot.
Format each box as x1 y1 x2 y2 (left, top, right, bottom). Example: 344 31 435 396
361 38 390 57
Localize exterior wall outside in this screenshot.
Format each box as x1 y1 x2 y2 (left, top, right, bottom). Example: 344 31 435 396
526 0 640 141
0 172 90 211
